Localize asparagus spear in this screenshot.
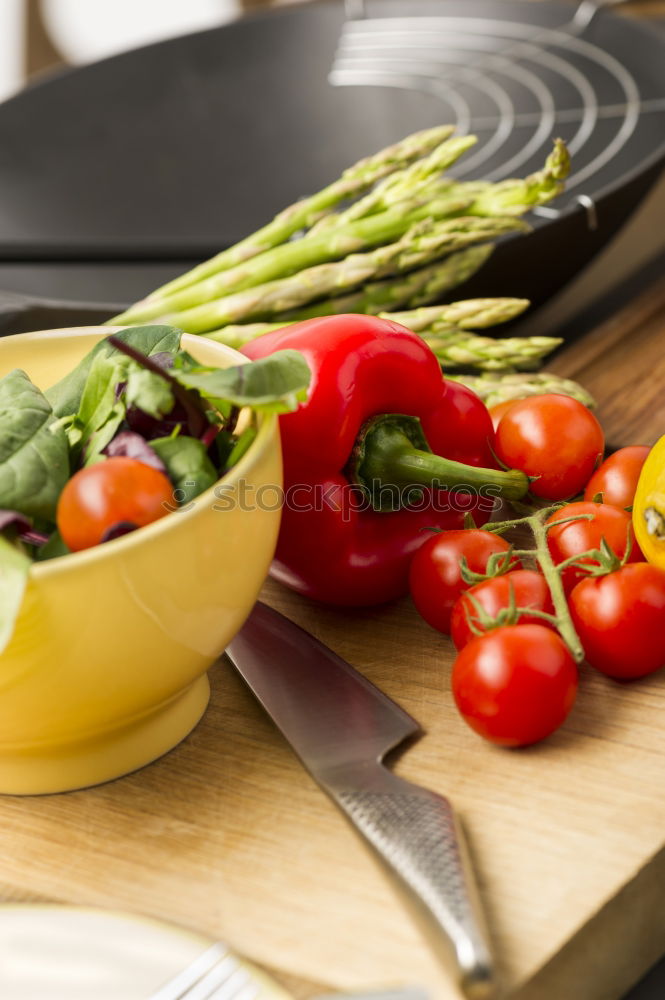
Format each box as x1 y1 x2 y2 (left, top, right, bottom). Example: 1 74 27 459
309 134 477 232
135 218 528 334
146 125 456 300
281 244 495 321
424 333 562 371
386 297 530 333
205 322 289 347
112 192 491 326
451 372 597 408
206 325 559 371
466 139 570 216
205 295 530 347
375 140 569 221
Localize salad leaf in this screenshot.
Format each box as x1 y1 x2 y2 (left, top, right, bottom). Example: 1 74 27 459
103 431 167 473
72 353 128 466
173 349 311 413
72 352 175 466
35 529 70 562
0 369 69 520
150 435 218 506
46 325 182 417
106 335 207 439
0 510 31 536
223 426 257 470
0 534 31 654
125 367 175 419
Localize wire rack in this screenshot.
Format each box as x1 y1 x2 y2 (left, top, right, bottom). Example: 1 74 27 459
330 0 665 223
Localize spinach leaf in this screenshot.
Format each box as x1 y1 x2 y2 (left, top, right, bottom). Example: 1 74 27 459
46 326 182 417
0 369 69 520
124 366 174 419
172 349 310 414
150 435 218 506
75 353 128 465
0 534 31 654
35 529 70 562
223 426 257 470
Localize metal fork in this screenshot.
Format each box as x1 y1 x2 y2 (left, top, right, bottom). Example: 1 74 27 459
148 943 428 1000
148 942 260 1000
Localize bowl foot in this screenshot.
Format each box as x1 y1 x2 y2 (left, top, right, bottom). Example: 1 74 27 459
0 675 211 796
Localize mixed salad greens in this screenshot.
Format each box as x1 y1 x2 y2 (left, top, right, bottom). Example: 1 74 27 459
0 325 310 652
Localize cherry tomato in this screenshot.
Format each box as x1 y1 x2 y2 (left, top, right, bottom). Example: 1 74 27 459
583 445 651 509
488 398 523 432
451 624 578 747
569 564 665 680
494 394 604 500
545 502 644 593
450 570 554 651
409 529 518 634
57 456 174 551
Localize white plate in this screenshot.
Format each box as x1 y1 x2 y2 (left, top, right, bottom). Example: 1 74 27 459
0 905 289 1000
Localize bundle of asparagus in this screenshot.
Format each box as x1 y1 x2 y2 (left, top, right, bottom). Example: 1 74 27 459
203 297 561 373
110 127 572 375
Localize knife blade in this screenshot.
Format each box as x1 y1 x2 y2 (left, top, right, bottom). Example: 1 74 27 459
225 602 496 1000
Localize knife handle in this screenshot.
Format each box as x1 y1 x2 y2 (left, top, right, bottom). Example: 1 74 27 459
331 770 496 999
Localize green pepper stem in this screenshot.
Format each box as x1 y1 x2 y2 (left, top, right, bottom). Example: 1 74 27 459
349 413 529 511
379 449 530 498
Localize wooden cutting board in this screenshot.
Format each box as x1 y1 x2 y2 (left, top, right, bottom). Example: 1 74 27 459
0 279 664 1000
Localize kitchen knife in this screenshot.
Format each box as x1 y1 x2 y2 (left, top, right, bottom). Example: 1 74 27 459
225 602 496 1000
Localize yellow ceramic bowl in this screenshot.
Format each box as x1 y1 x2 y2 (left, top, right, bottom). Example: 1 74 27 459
0 328 282 795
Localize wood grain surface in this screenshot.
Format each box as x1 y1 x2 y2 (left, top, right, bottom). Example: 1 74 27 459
6 0 665 984
0 276 664 1000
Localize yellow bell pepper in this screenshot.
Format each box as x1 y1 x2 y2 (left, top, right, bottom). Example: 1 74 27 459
633 436 665 568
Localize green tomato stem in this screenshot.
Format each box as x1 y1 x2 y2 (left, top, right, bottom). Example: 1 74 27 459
529 513 584 663
483 505 585 663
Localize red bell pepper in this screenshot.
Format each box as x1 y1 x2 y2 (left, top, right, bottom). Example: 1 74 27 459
243 315 528 605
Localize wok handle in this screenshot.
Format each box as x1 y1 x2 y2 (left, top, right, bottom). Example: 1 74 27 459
571 0 642 11
330 769 497 1000
0 291 119 337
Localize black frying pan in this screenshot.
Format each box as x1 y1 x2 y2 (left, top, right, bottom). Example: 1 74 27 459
0 0 663 324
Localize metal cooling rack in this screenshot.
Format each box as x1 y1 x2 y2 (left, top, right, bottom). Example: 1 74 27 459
330 0 665 225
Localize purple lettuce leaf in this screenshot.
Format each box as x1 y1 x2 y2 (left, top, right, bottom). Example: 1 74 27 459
0 510 32 536
0 510 49 548
102 431 167 473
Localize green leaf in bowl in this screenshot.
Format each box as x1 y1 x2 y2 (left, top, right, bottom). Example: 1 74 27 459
0 370 69 521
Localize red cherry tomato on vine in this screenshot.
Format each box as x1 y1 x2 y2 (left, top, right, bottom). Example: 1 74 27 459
545 502 644 593
583 445 651 509
451 624 578 747
494 394 604 500
488 398 524 432
450 569 554 651
57 456 174 551
569 563 665 680
409 529 518 634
